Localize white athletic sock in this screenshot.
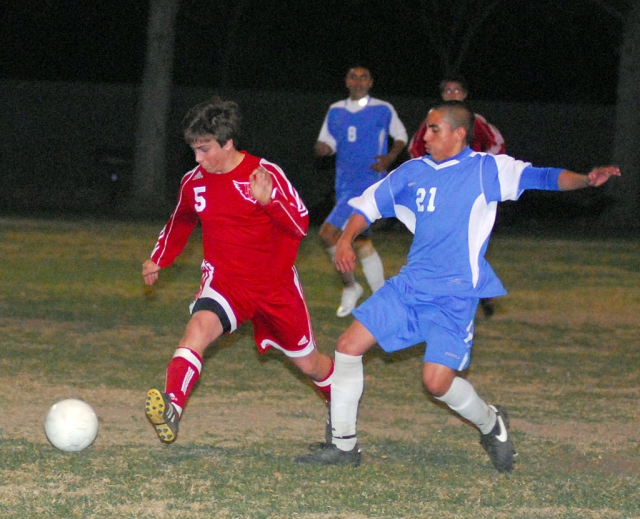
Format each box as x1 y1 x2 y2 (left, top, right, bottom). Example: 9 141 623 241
359 250 385 292
331 351 363 451
436 377 496 434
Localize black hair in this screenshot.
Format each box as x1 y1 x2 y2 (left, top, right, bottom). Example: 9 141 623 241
182 97 241 147
430 100 475 145
438 76 469 95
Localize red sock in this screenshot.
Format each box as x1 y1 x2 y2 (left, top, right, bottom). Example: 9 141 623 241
165 347 203 417
313 357 334 402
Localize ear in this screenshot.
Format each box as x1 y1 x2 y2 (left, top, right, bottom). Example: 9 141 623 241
454 126 467 144
222 139 234 151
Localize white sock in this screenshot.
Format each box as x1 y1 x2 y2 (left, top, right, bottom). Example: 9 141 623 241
359 251 384 292
436 377 496 434
331 351 363 451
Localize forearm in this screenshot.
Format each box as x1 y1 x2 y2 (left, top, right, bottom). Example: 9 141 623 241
150 211 198 267
557 170 592 191
387 140 406 162
338 213 370 244
258 166 309 239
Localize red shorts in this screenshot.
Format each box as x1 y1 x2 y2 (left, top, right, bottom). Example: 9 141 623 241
191 260 316 358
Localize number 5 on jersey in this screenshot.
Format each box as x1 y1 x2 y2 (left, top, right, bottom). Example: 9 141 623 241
194 186 206 212
416 187 436 212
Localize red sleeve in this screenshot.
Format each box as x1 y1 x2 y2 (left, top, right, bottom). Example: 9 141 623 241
407 120 427 158
472 116 506 154
150 173 199 268
259 161 309 240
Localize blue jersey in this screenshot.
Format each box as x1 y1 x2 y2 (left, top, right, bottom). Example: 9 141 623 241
318 97 407 195
349 147 563 297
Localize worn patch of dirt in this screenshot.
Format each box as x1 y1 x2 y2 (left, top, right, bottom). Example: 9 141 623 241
5 375 639 459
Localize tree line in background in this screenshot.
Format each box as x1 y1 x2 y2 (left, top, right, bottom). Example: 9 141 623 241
132 0 639 228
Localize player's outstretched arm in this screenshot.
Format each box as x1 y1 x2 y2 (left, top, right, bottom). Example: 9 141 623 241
558 166 621 191
142 259 161 286
335 214 369 273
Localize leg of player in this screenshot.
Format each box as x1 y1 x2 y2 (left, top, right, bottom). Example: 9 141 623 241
289 348 335 444
145 310 224 443
354 239 385 293
426 363 515 473
320 222 364 318
294 320 376 466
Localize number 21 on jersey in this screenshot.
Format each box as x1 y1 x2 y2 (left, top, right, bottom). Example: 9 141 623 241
416 187 436 212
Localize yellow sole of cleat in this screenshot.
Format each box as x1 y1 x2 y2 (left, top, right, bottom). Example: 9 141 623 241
145 389 177 443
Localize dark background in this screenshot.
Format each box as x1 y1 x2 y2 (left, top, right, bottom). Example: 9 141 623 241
1 1 622 104
0 1 623 227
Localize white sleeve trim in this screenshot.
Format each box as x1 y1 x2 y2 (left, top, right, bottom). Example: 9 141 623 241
494 155 531 201
348 180 383 223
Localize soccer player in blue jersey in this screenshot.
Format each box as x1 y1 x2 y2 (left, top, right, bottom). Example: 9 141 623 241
316 66 407 317
296 100 620 472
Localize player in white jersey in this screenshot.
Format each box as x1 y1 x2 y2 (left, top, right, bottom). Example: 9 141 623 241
296 100 620 472
316 66 407 317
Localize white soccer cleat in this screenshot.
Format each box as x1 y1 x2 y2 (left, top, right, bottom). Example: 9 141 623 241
336 282 364 317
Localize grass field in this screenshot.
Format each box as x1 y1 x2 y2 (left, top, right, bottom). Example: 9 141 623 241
1 217 639 518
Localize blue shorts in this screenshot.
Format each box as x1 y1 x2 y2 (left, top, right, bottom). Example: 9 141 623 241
325 191 372 238
352 278 478 371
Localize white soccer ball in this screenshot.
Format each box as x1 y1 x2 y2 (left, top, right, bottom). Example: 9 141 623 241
44 398 99 452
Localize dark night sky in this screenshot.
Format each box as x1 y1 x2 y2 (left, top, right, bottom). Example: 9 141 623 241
0 0 623 104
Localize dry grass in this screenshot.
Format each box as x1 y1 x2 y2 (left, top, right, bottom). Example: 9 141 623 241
1 218 639 518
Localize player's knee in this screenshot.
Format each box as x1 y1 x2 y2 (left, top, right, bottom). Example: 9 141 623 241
319 223 340 247
292 351 325 378
336 333 362 355
422 372 452 397
180 311 223 355
354 239 375 258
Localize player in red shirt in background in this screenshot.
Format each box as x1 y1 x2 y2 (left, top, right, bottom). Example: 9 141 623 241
142 97 333 444
408 76 505 158
408 76 505 318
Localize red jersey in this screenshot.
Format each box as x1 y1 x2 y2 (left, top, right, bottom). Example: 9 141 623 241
150 152 309 287
408 113 506 158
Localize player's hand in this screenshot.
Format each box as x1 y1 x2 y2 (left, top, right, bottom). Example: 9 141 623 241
588 166 621 187
335 237 357 273
315 141 333 157
370 154 392 173
250 166 273 205
142 259 161 286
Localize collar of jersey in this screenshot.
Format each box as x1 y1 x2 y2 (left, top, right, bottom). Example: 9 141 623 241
422 146 473 170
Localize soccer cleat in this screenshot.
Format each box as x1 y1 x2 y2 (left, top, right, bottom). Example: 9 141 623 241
145 388 179 443
336 282 364 317
295 443 362 466
480 404 515 473
307 408 333 452
480 298 495 318
325 408 332 445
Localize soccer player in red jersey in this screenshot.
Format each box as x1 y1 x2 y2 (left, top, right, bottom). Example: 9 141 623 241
142 97 333 443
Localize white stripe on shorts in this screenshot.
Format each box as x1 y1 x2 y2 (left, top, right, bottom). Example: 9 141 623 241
260 338 315 358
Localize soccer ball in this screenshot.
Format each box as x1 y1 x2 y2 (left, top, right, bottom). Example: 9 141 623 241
44 398 99 452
